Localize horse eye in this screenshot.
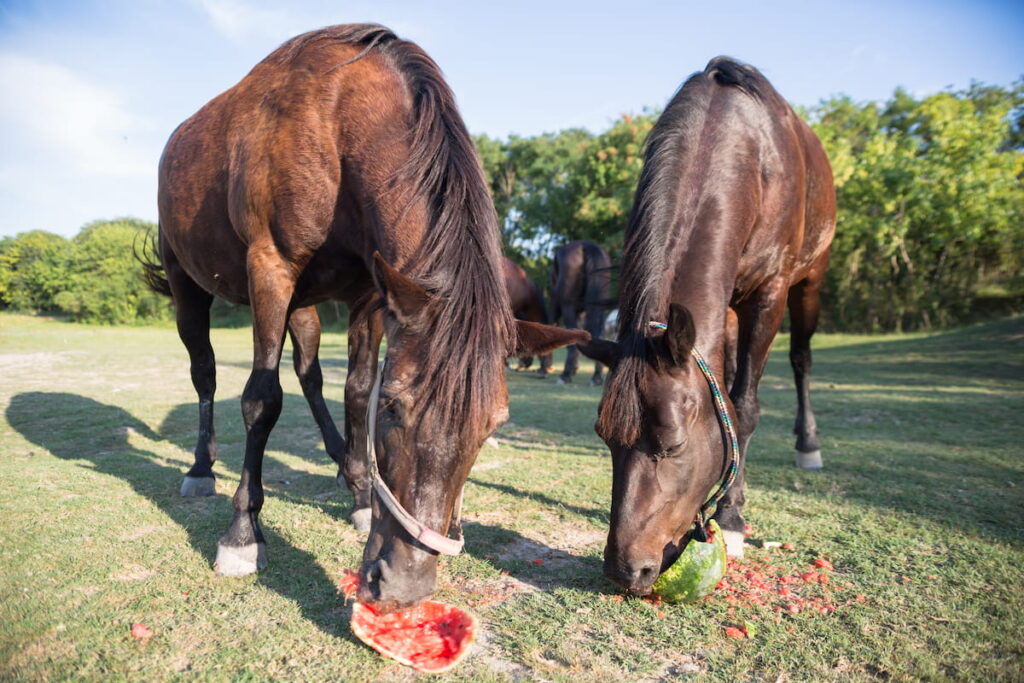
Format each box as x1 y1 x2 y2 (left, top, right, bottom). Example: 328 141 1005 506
657 441 686 458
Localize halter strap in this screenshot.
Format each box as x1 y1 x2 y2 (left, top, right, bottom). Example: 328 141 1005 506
366 359 465 555
648 321 739 538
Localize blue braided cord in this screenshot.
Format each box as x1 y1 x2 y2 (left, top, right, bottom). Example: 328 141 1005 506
647 320 738 529
690 347 739 526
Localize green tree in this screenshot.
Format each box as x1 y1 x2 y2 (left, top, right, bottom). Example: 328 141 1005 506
0 230 73 311
53 218 171 324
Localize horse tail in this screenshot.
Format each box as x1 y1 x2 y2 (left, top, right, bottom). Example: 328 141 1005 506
134 226 172 297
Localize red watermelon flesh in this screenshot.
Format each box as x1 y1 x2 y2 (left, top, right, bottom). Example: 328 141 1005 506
340 570 478 673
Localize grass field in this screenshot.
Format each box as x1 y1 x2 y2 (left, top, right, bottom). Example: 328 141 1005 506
1 312 1022 681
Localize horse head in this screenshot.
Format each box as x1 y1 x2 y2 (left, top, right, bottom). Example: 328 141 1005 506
359 254 589 611
580 304 728 595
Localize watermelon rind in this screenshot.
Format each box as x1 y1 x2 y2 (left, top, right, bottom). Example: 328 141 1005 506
652 519 727 604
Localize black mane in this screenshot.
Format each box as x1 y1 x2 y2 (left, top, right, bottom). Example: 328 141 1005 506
598 57 773 444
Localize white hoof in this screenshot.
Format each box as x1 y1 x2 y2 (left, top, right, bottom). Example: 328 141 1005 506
723 530 745 558
180 476 215 497
485 436 500 449
214 542 267 577
795 450 823 470
555 377 567 385
350 508 372 533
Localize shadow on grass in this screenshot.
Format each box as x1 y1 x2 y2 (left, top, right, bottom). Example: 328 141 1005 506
5 391 361 643
462 520 608 594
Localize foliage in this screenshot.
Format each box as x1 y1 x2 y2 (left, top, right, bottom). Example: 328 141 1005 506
809 82 1024 331
478 82 1024 332
0 218 171 324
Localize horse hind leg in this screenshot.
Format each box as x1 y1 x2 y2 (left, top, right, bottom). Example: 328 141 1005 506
288 305 345 466
168 261 218 497
788 263 827 470
214 246 296 576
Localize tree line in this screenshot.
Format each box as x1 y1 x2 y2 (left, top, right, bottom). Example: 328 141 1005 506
1 82 1021 331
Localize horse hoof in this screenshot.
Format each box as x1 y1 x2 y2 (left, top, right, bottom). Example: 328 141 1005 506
350 507 372 533
795 449 823 470
589 377 603 387
485 436 500 448
214 542 267 577
180 476 215 497
556 377 569 385
722 530 745 558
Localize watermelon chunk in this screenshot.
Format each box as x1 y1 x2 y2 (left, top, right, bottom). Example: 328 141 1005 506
652 520 727 604
339 570 477 673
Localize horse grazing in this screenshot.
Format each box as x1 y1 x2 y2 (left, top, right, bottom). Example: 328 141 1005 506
146 24 586 612
549 240 612 385
503 256 552 373
579 57 835 595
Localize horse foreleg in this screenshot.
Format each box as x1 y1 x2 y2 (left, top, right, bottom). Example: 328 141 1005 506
788 253 828 469
168 259 217 497
341 296 383 532
714 280 788 558
288 305 345 467
214 246 294 577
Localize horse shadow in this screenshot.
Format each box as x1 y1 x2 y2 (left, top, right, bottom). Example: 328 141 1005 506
5 391 360 641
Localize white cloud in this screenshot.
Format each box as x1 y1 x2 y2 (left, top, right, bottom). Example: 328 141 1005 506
197 0 301 42
0 53 153 177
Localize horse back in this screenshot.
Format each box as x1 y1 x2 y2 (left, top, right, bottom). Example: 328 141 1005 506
157 36 412 304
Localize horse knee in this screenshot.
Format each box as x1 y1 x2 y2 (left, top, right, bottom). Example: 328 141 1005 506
241 370 283 431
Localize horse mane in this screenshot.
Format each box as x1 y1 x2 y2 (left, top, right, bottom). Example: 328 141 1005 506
597 57 770 445
275 25 514 441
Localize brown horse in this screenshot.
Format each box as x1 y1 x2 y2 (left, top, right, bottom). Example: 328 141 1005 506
503 256 552 373
549 240 612 385
146 24 587 612
579 57 835 595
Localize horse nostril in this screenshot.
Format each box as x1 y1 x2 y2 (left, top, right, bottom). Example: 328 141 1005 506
637 563 657 582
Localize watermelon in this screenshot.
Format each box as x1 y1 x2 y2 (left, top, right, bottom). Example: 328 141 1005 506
652 520 727 604
339 570 478 673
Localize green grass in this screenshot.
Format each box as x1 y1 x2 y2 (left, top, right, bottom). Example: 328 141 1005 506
1 312 1022 681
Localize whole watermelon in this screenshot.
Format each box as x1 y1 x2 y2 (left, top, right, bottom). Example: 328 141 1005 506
652 520 727 603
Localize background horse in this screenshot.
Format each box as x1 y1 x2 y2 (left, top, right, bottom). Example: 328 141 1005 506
503 256 552 373
580 57 835 595
145 24 585 612
549 240 612 385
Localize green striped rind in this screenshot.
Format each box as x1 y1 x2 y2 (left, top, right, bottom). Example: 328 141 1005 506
652 520 727 604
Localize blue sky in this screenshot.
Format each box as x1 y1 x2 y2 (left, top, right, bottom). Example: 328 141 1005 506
1 0 1021 238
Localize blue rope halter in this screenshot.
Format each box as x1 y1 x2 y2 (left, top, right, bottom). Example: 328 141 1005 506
648 320 739 541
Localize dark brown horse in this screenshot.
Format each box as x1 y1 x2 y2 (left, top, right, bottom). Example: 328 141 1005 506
579 57 835 595
549 240 612 385
146 24 586 612
503 256 552 373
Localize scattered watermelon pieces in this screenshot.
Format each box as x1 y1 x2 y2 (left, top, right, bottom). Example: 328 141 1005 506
339 569 477 673
130 623 153 641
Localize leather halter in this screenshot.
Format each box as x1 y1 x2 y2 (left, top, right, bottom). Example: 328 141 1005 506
365 359 465 555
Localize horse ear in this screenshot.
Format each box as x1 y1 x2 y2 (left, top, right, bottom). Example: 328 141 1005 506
513 320 590 356
577 339 621 368
665 303 696 367
372 252 434 325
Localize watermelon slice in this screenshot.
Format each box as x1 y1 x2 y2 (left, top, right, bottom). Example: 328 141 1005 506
339 570 478 673
652 520 727 604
